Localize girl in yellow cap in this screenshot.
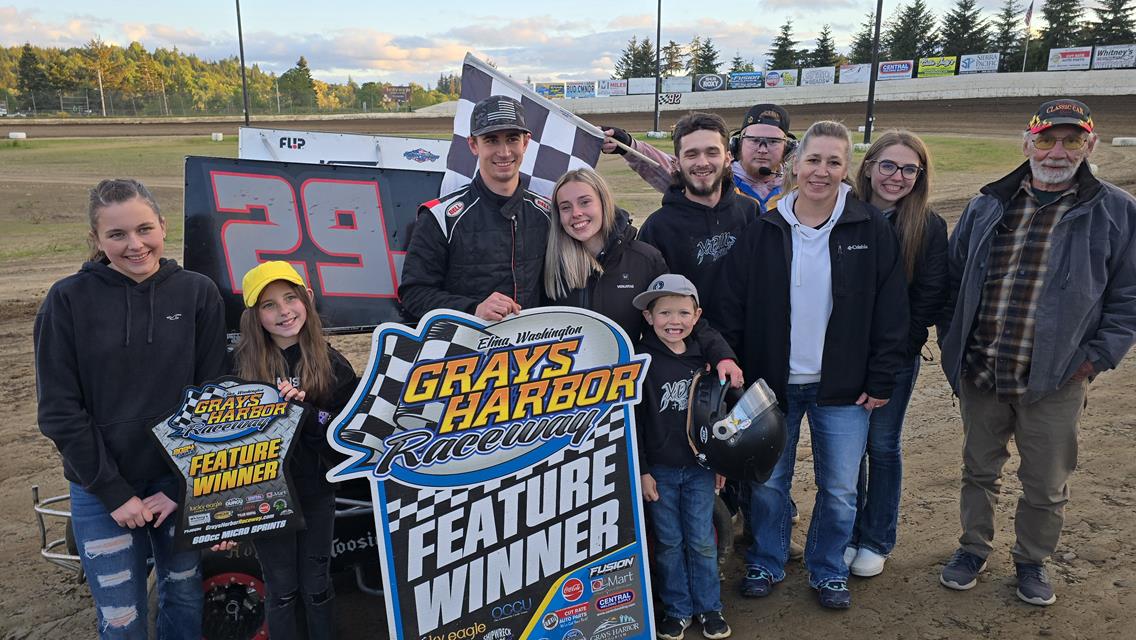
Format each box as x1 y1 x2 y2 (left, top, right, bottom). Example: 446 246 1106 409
233 260 358 639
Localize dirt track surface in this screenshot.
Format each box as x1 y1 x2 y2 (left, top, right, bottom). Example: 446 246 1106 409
2 97 1136 639
5 95 1136 140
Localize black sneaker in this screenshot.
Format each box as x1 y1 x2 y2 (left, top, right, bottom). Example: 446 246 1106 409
816 579 851 609
741 565 773 597
940 548 988 590
697 611 732 639
1015 563 1057 606
656 616 691 640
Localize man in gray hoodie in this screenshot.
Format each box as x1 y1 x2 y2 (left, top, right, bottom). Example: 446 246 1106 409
938 99 1136 607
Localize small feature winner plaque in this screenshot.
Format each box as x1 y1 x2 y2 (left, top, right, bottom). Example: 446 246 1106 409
152 377 309 549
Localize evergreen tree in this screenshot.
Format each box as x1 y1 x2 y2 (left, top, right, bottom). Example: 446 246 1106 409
991 0 1026 71
940 0 992 57
693 37 722 73
1038 0 1088 50
729 52 756 72
1092 0 1136 45
278 56 316 108
810 24 839 67
766 20 799 69
849 12 881 63
684 36 703 74
884 0 942 60
613 36 640 78
661 40 685 76
16 44 51 111
635 38 657 77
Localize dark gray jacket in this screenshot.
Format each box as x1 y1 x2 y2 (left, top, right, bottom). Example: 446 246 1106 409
939 161 1136 403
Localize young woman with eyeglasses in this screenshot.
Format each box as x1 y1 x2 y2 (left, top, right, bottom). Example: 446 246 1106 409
845 130 949 578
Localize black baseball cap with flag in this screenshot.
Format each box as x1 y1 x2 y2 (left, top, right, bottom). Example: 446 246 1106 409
470 95 531 137
1028 99 1094 134
741 103 791 136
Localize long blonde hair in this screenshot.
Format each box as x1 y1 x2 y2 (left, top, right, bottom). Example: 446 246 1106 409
854 130 933 281
544 168 617 300
235 282 334 405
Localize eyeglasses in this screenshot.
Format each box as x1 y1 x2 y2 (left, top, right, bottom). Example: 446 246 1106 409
871 160 923 180
741 135 786 149
1033 134 1088 150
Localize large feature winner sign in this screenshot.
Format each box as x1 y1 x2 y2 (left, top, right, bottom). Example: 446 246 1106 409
328 308 655 640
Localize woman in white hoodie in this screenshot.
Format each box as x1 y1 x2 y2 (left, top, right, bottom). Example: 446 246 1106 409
719 121 909 610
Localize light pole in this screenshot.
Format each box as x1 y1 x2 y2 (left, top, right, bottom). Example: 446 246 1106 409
862 0 884 144
235 0 251 126
652 0 662 134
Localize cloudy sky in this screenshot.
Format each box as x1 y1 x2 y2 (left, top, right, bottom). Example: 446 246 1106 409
3 1 1016 85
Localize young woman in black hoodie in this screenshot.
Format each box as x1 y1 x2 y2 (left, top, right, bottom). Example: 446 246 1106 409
542 167 741 384
35 179 228 638
230 261 358 640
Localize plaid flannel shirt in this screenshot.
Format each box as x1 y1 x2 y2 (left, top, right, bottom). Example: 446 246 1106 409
965 176 1078 400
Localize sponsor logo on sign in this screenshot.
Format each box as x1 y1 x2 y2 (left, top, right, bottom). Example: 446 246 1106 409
214 510 233 520
273 499 288 511
697 75 724 91
279 137 306 150
225 497 244 507
404 148 440 163
258 502 271 514
188 513 211 526
563 578 584 601
491 598 533 621
482 629 512 640
564 631 585 640
592 570 635 593
591 614 640 640
542 613 559 630
446 202 465 217
555 603 589 627
596 590 635 611
589 557 636 577
246 493 264 502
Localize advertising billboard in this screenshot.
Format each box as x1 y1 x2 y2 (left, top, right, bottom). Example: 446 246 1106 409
838 63 871 84
959 53 1000 74
1048 47 1093 71
763 69 797 88
801 66 836 86
917 56 957 77
878 60 915 80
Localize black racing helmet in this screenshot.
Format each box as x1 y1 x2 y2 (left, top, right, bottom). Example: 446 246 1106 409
686 371 786 483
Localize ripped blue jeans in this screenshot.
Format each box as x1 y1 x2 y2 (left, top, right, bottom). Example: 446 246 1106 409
70 480 202 639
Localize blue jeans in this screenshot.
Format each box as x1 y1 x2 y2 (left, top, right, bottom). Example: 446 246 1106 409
646 465 721 618
70 480 202 639
745 383 869 587
853 356 921 556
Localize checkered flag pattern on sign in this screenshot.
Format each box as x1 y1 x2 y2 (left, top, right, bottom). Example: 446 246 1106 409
168 385 226 432
339 317 493 460
383 408 625 533
440 53 605 198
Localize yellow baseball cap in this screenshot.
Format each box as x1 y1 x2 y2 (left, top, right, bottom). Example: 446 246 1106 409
241 261 305 308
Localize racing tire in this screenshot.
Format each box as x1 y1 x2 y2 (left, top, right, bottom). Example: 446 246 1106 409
201 554 269 640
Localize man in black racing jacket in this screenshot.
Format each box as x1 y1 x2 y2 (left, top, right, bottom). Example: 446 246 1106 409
399 95 551 322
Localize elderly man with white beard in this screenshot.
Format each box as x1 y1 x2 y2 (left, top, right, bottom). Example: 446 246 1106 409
937 99 1136 607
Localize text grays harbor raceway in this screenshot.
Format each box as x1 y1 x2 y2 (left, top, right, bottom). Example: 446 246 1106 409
327 308 656 640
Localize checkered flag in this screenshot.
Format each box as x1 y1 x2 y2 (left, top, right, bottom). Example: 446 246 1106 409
166 384 227 436
441 52 605 198
338 316 492 461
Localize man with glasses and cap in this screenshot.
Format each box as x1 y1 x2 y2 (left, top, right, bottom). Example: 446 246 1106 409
938 98 1136 606
601 103 796 214
399 95 551 322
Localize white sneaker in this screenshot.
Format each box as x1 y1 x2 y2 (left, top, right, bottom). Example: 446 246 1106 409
843 546 858 567
850 548 887 577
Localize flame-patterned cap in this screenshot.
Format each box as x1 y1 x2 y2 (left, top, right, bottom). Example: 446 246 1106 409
1028 99 1093 134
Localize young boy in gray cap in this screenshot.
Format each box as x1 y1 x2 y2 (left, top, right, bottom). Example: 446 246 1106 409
633 274 731 640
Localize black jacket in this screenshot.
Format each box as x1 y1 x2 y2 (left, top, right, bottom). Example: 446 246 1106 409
637 180 760 325
35 258 228 511
719 195 909 408
279 343 358 496
399 175 551 322
891 210 949 358
552 210 737 364
634 331 705 472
